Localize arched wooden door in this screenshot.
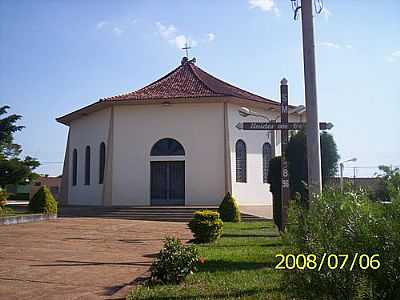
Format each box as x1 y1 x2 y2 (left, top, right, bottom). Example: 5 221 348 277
150 138 185 206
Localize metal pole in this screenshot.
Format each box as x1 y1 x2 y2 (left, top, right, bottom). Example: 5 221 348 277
300 0 322 198
340 163 344 193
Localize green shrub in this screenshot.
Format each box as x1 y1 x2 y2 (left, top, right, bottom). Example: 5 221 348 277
0 206 15 216
0 190 9 207
149 237 199 284
283 188 400 300
8 192 29 201
188 210 223 243
218 192 241 222
28 186 58 214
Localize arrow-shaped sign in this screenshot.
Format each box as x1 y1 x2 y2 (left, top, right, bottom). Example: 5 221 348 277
235 122 333 131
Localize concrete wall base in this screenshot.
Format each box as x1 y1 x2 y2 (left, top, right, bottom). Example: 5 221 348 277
0 214 57 225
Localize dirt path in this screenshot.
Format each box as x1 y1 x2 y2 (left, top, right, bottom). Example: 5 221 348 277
0 218 191 300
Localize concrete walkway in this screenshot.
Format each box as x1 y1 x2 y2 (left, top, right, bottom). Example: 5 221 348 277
240 205 273 219
0 218 191 300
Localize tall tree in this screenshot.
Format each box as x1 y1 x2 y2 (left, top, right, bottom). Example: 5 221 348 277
268 130 340 214
286 130 340 202
0 106 39 188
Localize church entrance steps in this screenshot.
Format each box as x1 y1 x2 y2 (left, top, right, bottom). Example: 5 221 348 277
59 206 268 222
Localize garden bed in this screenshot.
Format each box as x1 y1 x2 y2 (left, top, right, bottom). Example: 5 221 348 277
127 221 284 300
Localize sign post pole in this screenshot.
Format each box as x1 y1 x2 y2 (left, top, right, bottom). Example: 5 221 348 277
280 78 290 231
235 79 333 231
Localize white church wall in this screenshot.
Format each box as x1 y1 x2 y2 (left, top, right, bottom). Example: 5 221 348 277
68 108 111 205
112 102 226 206
227 102 305 206
228 103 275 206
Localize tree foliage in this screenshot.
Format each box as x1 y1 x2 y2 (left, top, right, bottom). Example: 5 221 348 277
286 130 339 202
268 130 340 228
28 186 58 214
0 105 39 188
218 192 241 222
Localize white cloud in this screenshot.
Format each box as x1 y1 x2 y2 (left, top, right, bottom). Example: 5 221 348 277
113 27 124 36
156 22 177 39
392 50 400 57
320 42 353 50
207 33 216 42
321 7 332 21
173 35 187 49
385 56 396 63
156 22 200 51
249 0 274 11
320 42 341 49
385 50 400 63
248 0 279 15
96 21 108 30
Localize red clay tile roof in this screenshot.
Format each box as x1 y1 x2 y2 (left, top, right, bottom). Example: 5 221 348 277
101 58 279 105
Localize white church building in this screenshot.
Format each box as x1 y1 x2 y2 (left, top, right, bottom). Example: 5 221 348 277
57 57 304 207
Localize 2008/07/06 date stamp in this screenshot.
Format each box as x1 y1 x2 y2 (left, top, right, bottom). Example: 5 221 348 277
275 253 381 271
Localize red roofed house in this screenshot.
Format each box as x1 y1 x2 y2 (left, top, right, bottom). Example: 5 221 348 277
57 57 304 207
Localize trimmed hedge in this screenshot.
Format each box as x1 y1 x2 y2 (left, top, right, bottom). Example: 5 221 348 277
218 192 241 222
28 186 58 214
188 210 223 243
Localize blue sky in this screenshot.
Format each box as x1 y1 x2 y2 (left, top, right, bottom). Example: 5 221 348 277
0 0 399 177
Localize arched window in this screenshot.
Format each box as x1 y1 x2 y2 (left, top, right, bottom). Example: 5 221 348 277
263 142 272 183
150 138 185 156
236 139 247 183
72 149 77 186
99 142 106 184
85 146 91 185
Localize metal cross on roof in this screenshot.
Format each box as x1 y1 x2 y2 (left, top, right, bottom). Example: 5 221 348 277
182 42 191 58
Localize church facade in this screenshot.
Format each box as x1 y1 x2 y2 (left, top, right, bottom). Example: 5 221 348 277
57 57 304 207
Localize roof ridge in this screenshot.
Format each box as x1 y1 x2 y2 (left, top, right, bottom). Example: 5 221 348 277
187 62 225 96
189 62 278 104
101 63 183 101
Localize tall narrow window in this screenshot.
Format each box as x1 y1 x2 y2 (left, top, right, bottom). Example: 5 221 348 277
99 142 106 184
72 149 77 186
236 140 247 183
263 142 272 183
85 146 91 185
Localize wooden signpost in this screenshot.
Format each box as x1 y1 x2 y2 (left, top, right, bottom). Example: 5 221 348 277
236 78 333 231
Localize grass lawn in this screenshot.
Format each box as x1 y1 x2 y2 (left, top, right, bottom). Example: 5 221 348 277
127 221 286 300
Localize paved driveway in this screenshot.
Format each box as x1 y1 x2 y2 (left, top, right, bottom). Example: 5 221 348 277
0 218 191 300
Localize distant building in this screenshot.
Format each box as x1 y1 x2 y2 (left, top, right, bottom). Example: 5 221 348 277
30 176 62 200
57 57 305 207
328 177 381 192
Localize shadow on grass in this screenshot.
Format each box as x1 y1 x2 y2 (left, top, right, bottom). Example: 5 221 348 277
129 286 284 300
221 233 280 238
198 259 272 273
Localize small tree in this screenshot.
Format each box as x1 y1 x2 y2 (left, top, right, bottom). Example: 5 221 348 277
268 131 340 229
29 186 58 214
287 130 339 203
218 192 241 222
0 106 39 188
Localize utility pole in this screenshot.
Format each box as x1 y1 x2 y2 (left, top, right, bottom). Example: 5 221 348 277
300 0 322 198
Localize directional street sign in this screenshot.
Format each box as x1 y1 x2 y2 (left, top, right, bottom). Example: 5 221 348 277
235 122 334 131
236 79 333 231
